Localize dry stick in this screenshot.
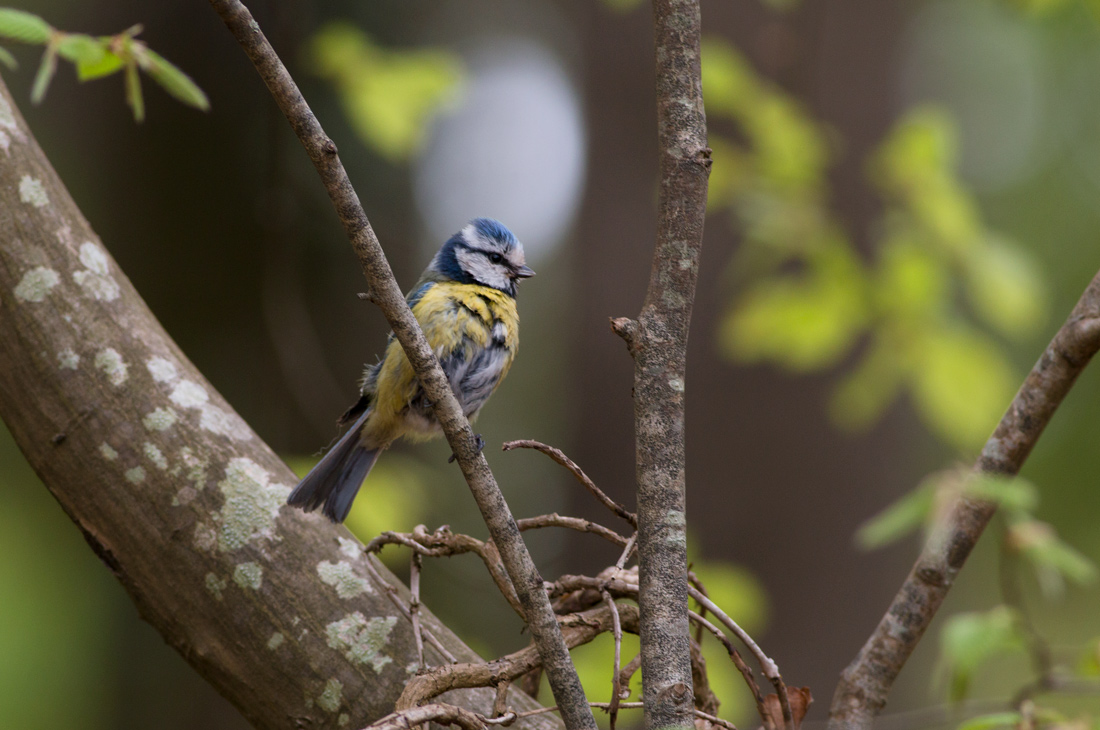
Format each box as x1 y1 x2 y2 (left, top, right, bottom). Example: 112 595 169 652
411 552 425 669
365 704 488 730
516 513 630 547
603 590 625 730
610 0 710 727
503 702 738 730
829 269 1100 730
690 611 767 723
616 534 638 569
361 556 458 665
618 654 642 697
206 3 596 728
688 586 791 729
503 440 637 527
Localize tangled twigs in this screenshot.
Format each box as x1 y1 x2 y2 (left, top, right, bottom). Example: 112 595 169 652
397 603 639 710
503 702 738 730
502 440 637 527
364 703 488 730
690 611 765 719
603 590 625 730
366 526 522 617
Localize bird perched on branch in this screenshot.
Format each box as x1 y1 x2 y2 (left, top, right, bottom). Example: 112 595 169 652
287 218 535 522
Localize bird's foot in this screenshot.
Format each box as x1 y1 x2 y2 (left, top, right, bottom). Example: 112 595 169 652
448 434 486 463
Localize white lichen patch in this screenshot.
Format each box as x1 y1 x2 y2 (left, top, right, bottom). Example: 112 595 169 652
317 679 343 713
325 613 397 673
125 466 146 484
0 130 10 153
405 662 419 675
99 442 118 461
178 447 208 490
205 573 228 601
0 94 16 130
198 403 251 441
13 266 59 302
338 714 350 727
19 175 48 207
94 348 128 386
193 522 217 552
317 560 371 599
668 376 685 392
338 536 362 560
73 242 120 301
233 562 263 590
143 407 178 432
215 458 290 552
170 379 208 407
147 357 178 383
267 632 285 650
143 442 168 470
58 348 79 369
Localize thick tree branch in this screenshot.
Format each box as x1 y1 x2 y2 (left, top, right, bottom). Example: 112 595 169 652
613 1 711 728
0 77 558 729
205 2 595 727
829 269 1100 729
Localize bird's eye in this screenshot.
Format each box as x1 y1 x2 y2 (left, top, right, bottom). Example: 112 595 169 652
488 252 503 264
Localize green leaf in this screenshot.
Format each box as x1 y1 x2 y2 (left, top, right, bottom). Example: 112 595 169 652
55 34 105 65
0 9 51 45
855 482 935 549
963 474 1039 514
964 236 1046 340
910 327 1016 450
0 44 16 70
938 606 1024 702
138 47 209 111
830 335 905 430
956 712 1023 730
124 59 143 122
1008 520 1098 591
76 49 123 81
721 239 868 371
30 45 56 104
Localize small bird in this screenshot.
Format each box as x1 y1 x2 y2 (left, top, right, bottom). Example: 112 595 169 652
287 218 534 522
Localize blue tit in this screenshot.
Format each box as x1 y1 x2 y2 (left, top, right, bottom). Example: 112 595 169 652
287 218 535 522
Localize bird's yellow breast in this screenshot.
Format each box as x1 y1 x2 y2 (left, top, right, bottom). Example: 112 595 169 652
365 282 520 445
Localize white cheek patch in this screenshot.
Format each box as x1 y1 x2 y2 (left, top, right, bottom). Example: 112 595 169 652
456 248 510 291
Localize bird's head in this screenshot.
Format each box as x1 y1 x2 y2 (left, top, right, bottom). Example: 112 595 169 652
430 218 535 296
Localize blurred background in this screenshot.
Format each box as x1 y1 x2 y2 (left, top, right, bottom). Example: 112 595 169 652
2 0 1100 727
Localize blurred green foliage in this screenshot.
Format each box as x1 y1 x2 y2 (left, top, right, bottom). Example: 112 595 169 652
0 8 208 121
938 606 1025 703
704 38 1047 452
309 23 463 163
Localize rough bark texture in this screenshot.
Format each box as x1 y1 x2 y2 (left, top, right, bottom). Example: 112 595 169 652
206 2 596 728
828 270 1100 729
0 73 560 730
612 1 711 728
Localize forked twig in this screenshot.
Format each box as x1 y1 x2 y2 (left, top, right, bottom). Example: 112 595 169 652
360 556 456 665
503 440 637 527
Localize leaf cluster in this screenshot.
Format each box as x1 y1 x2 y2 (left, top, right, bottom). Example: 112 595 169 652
0 8 209 121
703 38 1047 451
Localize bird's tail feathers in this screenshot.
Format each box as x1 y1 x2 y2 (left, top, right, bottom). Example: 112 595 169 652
287 410 381 523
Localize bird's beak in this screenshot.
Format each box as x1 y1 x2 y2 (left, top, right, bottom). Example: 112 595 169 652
515 265 536 279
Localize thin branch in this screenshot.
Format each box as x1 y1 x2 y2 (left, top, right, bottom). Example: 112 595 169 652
689 611 766 724
207 2 595 727
516 513 630 547
411 552 425 669
507 702 738 730
688 586 792 730
366 704 488 730
829 269 1100 729
503 440 636 527
604 590 625 730
616 533 638 569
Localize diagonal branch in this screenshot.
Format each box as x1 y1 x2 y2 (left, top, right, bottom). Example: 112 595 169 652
829 269 1100 729
611 0 711 728
205 2 595 727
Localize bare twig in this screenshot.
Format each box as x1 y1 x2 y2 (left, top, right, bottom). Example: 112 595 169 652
208 2 595 727
516 513 630 547
688 586 792 729
618 654 642 700
506 702 737 730
613 0 711 725
616 533 638 570
503 440 636 527
829 270 1100 730
493 679 512 719
361 556 457 665
604 590 625 730
411 552 425 669
690 611 766 723
366 704 487 730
